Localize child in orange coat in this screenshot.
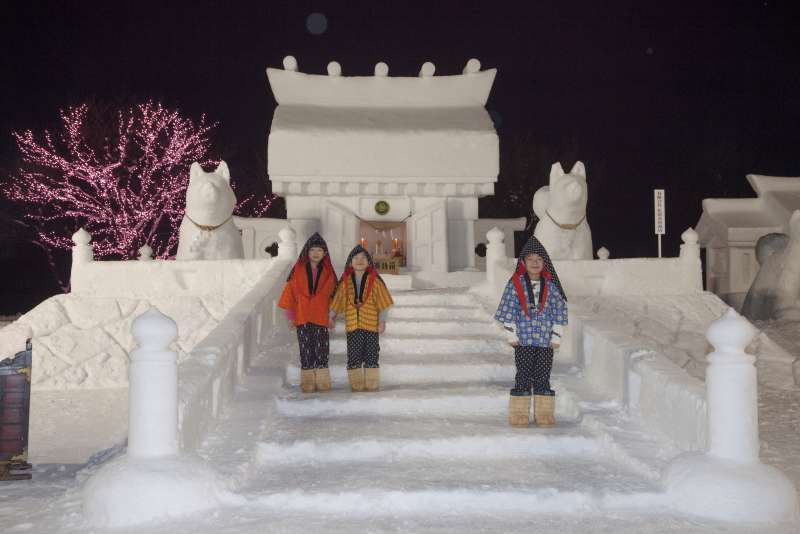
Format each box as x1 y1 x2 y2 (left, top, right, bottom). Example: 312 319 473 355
278 233 337 393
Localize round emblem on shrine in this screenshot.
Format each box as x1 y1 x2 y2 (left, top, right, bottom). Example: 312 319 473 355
374 200 390 215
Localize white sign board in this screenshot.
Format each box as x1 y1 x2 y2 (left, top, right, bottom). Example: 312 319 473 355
654 189 666 235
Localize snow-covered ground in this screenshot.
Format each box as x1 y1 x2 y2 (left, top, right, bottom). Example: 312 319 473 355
1 288 798 533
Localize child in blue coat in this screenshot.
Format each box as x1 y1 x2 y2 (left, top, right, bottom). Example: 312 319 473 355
494 235 568 427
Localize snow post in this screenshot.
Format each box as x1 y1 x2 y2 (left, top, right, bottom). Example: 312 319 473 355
663 307 799 523
128 308 179 457
277 225 298 260
70 228 93 282
679 227 702 291
486 226 506 295
82 308 224 527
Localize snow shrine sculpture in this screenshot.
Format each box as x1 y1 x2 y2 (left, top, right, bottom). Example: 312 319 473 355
266 56 498 272
83 308 226 527
532 161 593 260
176 161 244 260
665 308 799 523
741 210 800 320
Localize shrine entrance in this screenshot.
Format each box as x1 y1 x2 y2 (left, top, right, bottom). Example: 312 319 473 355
358 220 407 275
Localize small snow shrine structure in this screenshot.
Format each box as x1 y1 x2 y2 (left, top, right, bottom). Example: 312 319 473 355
266 56 499 272
696 173 800 307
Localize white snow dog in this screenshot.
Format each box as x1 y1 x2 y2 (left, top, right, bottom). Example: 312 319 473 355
176 161 244 260
532 161 593 260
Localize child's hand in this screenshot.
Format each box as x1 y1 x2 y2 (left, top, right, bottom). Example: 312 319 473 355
328 317 336 329
288 322 296 330
550 342 560 350
378 322 386 333
510 341 519 347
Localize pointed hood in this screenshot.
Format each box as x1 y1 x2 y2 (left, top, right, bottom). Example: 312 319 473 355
287 232 337 283
511 235 567 317
338 244 383 306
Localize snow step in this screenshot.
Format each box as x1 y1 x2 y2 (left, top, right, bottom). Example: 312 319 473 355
274 384 581 420
286 360 515 386
242 484 668 518
256 431 601 465
387 305 485 320
333 318 498 336
328 335 509 355
390 290 478 307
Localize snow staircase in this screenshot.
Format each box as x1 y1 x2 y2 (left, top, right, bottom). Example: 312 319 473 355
237 288 671 525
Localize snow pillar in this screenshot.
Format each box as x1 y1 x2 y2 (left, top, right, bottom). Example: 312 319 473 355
705 308 759 460
663 308 799 523
128 307 179 458
277 225 298 260
679 227 703 290
82 307 224 528
465 219 477 270
486 226 506 290
71 227 93 274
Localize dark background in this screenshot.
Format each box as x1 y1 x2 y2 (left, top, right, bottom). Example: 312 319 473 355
1 1 799 313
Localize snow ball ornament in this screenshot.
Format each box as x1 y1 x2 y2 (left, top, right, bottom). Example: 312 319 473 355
463 58 481 74
327 61 342 77
72 227 91 245
374 62 389 77
597 246 610 260
706 307 756 356
131 307 177 351
282 55 298 72
138 244 154 261
419 62 436 77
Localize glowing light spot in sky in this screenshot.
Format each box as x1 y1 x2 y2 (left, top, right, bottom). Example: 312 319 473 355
646 47 654 55
306 13 328 35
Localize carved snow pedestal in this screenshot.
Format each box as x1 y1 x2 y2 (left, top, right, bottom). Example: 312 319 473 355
663 308 799 523
82 308 225 527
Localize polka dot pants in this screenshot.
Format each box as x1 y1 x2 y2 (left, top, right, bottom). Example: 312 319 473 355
346 329 380 369
513 345 554 395
296 323 329 370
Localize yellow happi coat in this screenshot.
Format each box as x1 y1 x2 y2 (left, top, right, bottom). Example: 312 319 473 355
331 271 393 332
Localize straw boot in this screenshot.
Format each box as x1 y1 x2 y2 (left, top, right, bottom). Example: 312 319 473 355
348 367 366 392
364 367 380 392
533 394 556 427
314 367 332 392
300 369 316 393
508 392 532 427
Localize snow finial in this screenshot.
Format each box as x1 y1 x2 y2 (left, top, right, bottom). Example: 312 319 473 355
72 227 91 246
374 62 389 77
138 244 154 261
463 58 481 74
419 62 436 77
282 55 298 72
706 308 756 355
597 246 610 260
131 307 178 351
327 61 342 76
681 227 698 245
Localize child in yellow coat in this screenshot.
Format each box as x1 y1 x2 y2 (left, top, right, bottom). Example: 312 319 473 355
330 245 393 392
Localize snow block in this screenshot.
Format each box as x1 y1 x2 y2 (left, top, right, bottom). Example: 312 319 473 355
664 453 800 524
82 454 229 527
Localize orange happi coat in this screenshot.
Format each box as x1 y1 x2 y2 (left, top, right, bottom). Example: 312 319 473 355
278 259 336 327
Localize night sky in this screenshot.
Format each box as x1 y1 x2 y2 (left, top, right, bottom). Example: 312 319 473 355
1 1 799 313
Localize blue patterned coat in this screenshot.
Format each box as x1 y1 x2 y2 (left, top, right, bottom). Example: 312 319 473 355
494 275 568 347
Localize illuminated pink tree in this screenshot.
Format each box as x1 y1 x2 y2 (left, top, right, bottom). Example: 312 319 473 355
3 101 274 268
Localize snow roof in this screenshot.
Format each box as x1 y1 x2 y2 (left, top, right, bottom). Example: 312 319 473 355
696 174 800 246
266 57 499 182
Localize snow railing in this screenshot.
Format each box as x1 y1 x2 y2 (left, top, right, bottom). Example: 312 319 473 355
71 226 299 450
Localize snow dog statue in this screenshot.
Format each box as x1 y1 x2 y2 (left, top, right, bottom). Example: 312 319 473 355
741 210 800 321
176 161 244 260
532 161 593 260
